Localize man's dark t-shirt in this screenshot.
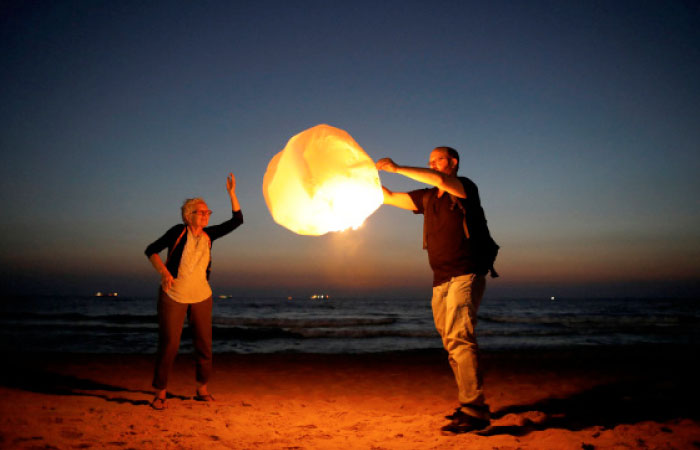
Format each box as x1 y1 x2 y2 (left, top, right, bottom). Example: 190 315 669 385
409 177 487 286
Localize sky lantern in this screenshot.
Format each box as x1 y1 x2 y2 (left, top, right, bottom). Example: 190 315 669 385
263 124 384 236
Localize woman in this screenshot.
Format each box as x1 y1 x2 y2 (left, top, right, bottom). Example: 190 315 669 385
144 173 243 410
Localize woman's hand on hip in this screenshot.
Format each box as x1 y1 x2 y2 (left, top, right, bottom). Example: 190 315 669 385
161 271 174 292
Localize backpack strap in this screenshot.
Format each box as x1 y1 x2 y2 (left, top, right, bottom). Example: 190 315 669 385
450 194 499 278
203 231 212 249
165 228 187 266
422 191 429 249
448 194 470 239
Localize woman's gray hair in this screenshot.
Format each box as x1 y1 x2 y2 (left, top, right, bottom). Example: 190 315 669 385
181 197 206 224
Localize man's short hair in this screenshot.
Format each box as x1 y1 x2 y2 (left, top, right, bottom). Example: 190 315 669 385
435 146 459 171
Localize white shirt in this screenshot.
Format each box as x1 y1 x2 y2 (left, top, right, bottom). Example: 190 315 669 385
167 229 212 303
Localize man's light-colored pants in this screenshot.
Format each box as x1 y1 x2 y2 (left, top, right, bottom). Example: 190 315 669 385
431 273 488 419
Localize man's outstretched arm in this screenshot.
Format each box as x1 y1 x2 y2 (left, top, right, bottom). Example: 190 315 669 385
376 158 465 198
381 186 418 210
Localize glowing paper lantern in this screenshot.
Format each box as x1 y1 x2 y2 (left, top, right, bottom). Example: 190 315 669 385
263 124 383 236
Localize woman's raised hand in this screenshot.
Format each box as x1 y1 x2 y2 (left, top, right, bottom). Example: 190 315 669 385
227 172 241 212
226 172 236 196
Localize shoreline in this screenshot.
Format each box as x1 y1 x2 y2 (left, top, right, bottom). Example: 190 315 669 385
1 345 699 449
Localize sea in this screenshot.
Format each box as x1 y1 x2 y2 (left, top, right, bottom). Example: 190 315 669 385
1 295 698 354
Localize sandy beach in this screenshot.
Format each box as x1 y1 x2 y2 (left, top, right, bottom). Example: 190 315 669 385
1 346 698 449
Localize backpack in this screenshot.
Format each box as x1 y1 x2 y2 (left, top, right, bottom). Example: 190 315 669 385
422 190 500 278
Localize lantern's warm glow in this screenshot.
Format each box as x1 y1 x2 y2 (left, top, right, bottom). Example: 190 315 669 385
263 124 383 236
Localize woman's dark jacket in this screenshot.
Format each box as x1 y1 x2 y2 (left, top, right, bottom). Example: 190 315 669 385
145 210 243 280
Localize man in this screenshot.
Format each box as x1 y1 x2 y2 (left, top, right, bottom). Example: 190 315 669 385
376 146 497 435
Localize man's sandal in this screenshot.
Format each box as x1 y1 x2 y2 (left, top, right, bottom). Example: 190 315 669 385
194 393 215 402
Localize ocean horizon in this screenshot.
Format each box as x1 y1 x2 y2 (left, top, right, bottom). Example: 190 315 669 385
1 294 698 355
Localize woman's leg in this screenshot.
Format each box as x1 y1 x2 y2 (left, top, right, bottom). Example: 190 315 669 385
188 296 213 390
152 289 188 391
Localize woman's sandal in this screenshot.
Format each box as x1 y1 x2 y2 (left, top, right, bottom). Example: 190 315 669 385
150 397 167 410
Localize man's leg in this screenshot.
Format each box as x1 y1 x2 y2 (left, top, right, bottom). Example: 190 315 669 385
432 280 456 377
433 274 488 422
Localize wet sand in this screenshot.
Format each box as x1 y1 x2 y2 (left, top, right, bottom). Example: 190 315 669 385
1 346 698 449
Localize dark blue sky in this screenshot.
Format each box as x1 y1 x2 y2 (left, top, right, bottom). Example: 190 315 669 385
1 0 699 298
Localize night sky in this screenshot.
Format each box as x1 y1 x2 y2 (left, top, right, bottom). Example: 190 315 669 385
1 0 698 298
